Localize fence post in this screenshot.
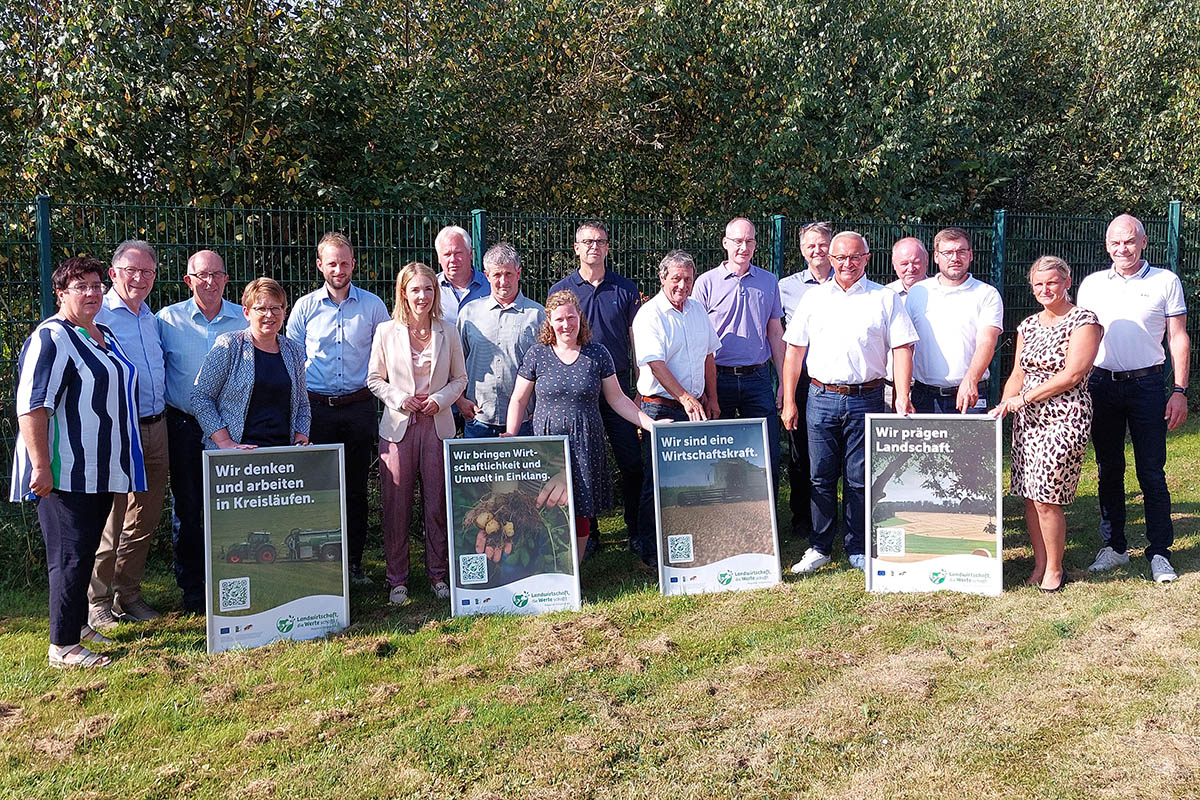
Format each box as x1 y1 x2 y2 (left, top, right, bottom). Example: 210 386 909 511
36 194 54 319
770 214 786 276
1167 199 1181 273
989 209 1007 407
470 208 488 273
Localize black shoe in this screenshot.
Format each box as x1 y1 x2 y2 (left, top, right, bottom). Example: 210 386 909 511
350 564 372 585
1039 575 1069 593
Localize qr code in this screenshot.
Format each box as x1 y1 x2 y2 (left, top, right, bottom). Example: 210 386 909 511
876 526 906 557
459 553 488 585
219 577 250 611
666 534 694 564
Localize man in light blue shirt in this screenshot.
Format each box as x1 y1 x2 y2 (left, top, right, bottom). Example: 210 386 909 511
157 250 247 613
89 239 170 629
436 225 489 326
456 243 545 438
287 232 391 584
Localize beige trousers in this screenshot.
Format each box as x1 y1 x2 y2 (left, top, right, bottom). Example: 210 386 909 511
89 417 169 610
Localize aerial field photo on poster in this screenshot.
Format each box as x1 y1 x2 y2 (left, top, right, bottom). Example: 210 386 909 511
866 415 1002 595
653 419 781 594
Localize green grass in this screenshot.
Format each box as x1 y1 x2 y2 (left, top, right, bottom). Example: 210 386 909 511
2 421 1200 799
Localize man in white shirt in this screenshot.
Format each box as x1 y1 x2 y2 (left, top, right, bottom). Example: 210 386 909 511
1077 214 1189 583
780 232 919 575
904 228 1003 414
885 237 929 297
630 250 720 567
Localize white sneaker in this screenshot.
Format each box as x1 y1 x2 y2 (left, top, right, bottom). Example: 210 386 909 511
848 554 866 571
1150 555 1178 584
790 548 831 575
432 581 450 600
388 585 409 605
1088 546 1130 572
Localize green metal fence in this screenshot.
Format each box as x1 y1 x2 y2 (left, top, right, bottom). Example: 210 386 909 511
1 197 1195 522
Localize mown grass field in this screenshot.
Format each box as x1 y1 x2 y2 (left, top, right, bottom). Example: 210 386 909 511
2 421 1199 799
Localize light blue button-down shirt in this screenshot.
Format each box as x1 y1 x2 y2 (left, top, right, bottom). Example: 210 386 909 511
97 288 166 417
286 283 391 396
156 297 249 415
437 269 490 326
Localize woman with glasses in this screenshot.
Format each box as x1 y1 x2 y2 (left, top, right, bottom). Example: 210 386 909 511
10 256 146 668
193 278 311 449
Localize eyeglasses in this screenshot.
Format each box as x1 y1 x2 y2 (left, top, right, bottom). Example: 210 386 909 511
831 253 869 265
576 239 609 248
726 238 756 247
63 282 106 295
115 266 156 278
936 248 972 258
250 305 284 316
188 271 227 282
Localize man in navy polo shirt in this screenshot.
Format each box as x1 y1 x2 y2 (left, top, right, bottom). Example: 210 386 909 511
549 220 644 554
693 217 786 485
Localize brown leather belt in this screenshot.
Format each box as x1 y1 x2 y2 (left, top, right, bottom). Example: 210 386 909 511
639 394 684 410
811 378 885 396
308 387 374 407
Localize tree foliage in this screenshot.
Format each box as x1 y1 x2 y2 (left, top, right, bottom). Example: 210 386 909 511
3 0 1198 216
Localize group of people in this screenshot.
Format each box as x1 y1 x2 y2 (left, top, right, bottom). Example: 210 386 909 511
10 213 1187 669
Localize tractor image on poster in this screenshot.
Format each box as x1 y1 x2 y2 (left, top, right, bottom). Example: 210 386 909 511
221 528 342 563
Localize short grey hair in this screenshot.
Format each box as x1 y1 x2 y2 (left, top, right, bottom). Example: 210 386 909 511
483 242 520 272
112 239 157 267
658 249 696 278
800 221 833 241
831 231 870 253
435 225 472 251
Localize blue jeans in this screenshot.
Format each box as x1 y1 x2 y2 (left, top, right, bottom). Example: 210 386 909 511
464 419 531 438
911 381 988 414
1088 371 1173 560
166 407 206 611
635 400 690 563
807 383 884 557
596 372 644 541
786 370 812 536
715 364 781 486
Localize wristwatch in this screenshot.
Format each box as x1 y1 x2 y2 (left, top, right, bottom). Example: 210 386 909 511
1172 386 1188 396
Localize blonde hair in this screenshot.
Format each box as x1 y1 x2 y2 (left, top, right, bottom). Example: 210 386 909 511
537 290 591 346
1028 255 1072 283
393 262 442 325
241 277 287 309
317 231 353 259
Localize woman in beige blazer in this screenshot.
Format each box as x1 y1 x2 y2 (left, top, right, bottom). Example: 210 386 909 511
367 262 467 605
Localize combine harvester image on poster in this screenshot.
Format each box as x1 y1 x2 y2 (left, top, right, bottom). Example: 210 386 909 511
203 444 349 654
445 436 580 616
865 414 1002 596
651 418 781 595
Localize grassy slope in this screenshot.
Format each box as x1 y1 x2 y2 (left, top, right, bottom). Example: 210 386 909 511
1 422 1199 800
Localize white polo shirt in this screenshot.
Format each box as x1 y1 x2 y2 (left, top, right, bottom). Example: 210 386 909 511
633 292 720 399
1076 262 1186 371
905 275 1004 387
784 276 919 384
885 278 912 298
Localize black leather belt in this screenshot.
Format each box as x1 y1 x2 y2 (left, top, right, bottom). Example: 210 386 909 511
811 378 885 396
914 380 988 398
308 388 374 407
716 361 768 376
1094 365 1162 381
139 411 165 425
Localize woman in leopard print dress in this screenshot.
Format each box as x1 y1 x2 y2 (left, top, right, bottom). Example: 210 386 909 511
991 256 1102 592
